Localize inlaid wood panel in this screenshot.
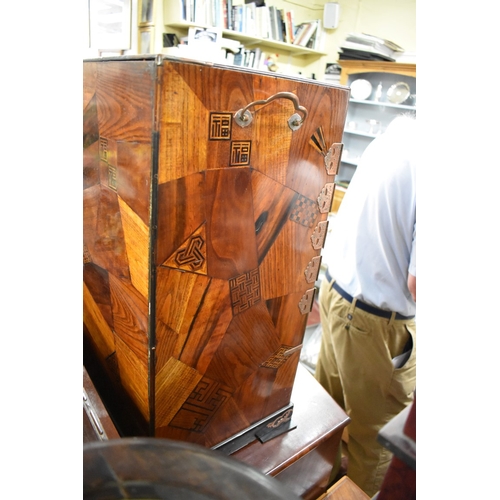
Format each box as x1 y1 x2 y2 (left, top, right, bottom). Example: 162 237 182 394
83 56 349 447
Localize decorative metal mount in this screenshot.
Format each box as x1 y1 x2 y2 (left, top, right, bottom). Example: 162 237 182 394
212 404 296 455
311 220 329 250
305 256 322 284
234 92 308 131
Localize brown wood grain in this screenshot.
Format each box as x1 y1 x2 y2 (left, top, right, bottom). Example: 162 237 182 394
178 277 233 374
83 140 100 189
155 267 211 368
251 169 297 264
83 57 350 450
114 335 149 420
109 273 149 366
96 61 155 143
83 61 97 110
118 196 149 300
116 141 152 226
155 357 203 428
319 476 371 500
265 290 309 347
83 281 115 359
156 171 206 266
204 168 258 279
232 365 350 499
85 186 131 281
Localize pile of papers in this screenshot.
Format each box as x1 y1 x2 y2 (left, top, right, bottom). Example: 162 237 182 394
338 33 404 62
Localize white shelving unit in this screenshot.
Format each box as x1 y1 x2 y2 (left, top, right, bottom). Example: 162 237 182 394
336 62 416 186
166 20 327 57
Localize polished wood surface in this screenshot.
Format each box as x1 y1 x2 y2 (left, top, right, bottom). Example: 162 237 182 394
318 476 370 500
84 438 302 500
83 56 349 448
338 60 416 86
232 364 350 500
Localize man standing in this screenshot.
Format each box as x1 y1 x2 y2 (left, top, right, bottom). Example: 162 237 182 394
315 114 416 496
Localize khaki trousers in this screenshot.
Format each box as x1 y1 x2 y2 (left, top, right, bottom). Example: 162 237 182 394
315 278 416 497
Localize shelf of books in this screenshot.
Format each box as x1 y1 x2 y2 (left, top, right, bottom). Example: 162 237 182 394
164 0 327 58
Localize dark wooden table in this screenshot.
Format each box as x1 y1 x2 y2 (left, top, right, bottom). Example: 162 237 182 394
232 364 350 500
83 362 349 500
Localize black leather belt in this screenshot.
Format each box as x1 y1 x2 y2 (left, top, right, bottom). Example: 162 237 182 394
325 269 414 321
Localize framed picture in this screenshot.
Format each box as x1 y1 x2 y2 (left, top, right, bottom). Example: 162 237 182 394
89 0 132 50
188 27 222 51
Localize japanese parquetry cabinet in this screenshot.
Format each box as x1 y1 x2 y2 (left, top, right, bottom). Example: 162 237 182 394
83 55 349 449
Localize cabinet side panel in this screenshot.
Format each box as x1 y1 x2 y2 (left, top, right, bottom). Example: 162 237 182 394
83 59 156 434
154 59 349 447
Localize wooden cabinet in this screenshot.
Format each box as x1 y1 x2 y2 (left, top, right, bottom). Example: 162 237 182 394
83 55 349 448
336 61 416 190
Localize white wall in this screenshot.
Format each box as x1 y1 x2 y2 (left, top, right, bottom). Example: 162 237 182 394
281 0 416 78
83 0 416 78
330 0 416 56
224 0 416 78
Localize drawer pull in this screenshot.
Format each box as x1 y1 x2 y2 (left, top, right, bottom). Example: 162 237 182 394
234 92 308 131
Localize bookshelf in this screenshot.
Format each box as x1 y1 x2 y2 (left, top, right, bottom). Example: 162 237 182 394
165 20 326 56
162 0 327 72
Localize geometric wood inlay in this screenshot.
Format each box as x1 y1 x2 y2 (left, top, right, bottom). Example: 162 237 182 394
261 345 295 369
229 268 261 315
99 137 108 161
155 357 202 428
230 141 251 166
309 127 328 156
289 194 319 228
83 243 92 264
209 112 232 140
169 377 233 433
108 164 117 192
162 224 207 275
175 235 205 269
309 127 343 176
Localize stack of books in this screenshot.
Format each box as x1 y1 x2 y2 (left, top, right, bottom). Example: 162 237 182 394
293 19 323 50
229 2 297 44
338 33 404 61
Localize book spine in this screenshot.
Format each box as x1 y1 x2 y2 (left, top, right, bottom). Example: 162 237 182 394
276 9 285 42
293 23 307 45
233 47 243 65
297 20 317 47
269 7 277 40
286 10 295 44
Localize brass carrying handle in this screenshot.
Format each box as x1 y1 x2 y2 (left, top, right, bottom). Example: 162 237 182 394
233 92 308 131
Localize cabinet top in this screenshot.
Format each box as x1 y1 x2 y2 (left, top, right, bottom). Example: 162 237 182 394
83 54 351 89
339 60 416 86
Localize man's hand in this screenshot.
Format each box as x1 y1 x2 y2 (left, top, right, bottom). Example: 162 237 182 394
408 272 416 302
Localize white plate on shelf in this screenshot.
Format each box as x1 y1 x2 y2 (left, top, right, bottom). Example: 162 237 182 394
350 79 372 100
387 82 411 104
